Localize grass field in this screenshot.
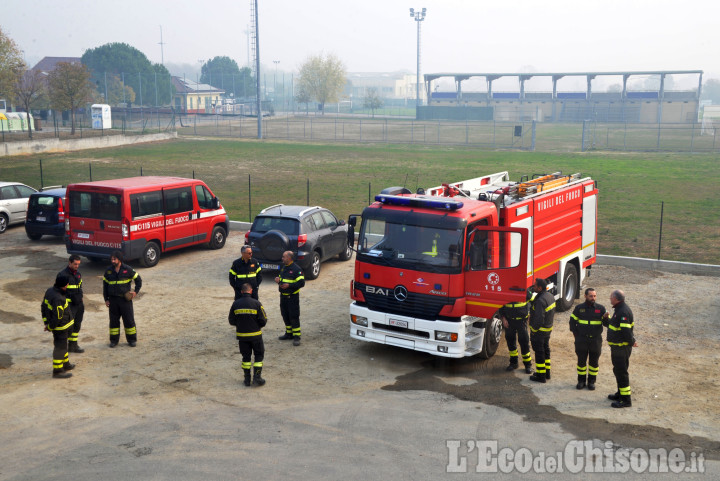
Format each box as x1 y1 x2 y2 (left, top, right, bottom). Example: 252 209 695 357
1 138 718 264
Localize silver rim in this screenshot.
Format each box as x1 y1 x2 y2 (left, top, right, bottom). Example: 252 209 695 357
0 216 6 232
312 255 320 275
146 247 158 263
491 316 503 343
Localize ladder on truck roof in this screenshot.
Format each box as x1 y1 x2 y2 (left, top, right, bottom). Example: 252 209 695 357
426 171 512 198
515 172 582 197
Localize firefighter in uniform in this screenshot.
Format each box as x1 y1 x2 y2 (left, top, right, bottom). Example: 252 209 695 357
275 251 305 346
42 274 75 379
59 254 85 353
103 250 142 348
529 278 555 383
228 283 268 386
229 245 262 300
603 289 635 408
500 292 533 374
569 287 606 390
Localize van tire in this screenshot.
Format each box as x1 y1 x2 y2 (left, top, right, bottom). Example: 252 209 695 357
556 264 578 312
140 242 161 268
209 226 227 250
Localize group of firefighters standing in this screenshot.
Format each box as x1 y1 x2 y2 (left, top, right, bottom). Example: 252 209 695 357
501 278 636 408
42 245 634 406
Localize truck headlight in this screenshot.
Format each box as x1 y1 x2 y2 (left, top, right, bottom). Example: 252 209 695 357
435 331 458 342
351 315 368 327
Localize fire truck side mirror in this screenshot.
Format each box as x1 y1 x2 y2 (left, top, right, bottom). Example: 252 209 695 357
348 215 357 227
347 225 355 248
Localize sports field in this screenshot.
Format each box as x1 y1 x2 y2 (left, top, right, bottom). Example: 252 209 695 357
1 138 717 264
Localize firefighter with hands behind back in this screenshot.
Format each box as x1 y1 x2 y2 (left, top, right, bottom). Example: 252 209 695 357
103 250 142 348
228 283 268 386
275 251 305 346
500 291 533 374
42 274 75 379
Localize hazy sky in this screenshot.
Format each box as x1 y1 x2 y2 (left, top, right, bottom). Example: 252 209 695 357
4 0 719 90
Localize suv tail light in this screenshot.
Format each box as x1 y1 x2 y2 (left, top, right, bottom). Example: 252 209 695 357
297 233 307 247
244 231 249 242
58 199 65 222
122 219 130 239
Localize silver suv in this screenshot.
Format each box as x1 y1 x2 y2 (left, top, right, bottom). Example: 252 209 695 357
0 182 38 233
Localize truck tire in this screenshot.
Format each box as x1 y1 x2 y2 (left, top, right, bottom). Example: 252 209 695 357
478 312 503 359
140 242 161 268
208 225 227 250
338 242 353 261
556 264 578 312
305 251 321 280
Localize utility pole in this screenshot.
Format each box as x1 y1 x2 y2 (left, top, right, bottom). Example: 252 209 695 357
158 25 166 66
409 7 427 108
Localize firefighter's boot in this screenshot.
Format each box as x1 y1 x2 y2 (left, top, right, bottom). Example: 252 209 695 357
587 376 596 390
278 332 293 341
253 367 266 386
611 395 632 408
63 362 75 371
608 391 620 401
576 374 587 390
529 372 546 383
68 341 84 353
53 369 72 379
523 362 533 374
243 369 252 387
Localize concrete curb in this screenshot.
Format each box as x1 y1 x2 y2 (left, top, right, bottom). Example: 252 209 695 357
228 222 720 277
596 255 720 277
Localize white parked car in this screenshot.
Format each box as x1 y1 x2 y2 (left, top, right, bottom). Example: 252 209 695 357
0 182 38 233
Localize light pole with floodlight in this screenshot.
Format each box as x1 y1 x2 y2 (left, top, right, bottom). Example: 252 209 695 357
409 7 426 108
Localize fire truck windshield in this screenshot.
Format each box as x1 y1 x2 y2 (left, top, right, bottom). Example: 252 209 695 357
357 209 465 274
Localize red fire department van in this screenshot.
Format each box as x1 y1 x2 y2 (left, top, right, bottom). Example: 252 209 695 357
65 176 229 267
347 171 598 358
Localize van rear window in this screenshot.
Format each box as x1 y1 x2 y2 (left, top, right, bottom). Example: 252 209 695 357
69 191 121 220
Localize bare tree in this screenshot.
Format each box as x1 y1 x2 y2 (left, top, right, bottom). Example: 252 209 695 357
294 86 311 115
14 70 46 139
47 62 93 135
0 27 25 102
297 53 346 115
363 87 383 118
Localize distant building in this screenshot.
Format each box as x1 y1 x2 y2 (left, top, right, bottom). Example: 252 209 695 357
346 72 424 104
171 77 225 114
31 57 83 77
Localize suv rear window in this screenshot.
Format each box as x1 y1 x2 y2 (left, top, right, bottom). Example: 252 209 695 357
252 216 300 235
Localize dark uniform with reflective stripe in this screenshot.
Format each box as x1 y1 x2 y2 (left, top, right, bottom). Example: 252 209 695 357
103 263 142 344
570 300 606 386
60 266 84 347
603 301 634 402
229 256 262 300
499 293 532 370
228 293 268 384
530 290 555 380
42 286 74 373
278 262 305 339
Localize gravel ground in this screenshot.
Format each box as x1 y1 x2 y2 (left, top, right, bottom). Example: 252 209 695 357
1 225 718 479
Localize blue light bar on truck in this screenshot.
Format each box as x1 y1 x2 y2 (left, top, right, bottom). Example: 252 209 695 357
375 194 463 211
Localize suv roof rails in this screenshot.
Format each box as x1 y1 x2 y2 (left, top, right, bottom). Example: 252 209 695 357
298 206 322 217
260 203 284 214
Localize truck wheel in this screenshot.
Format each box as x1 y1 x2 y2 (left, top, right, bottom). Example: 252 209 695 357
478 312 503 359
305 252 321 280
208 225 227 250
140 242 161 268
338 242 353 261
556 264 578 312
0 214 7 233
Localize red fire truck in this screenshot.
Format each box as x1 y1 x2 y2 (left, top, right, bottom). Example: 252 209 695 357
348 171 598 358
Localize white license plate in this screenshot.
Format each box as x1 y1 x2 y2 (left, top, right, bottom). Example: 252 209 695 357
77 233 90 239
389 319 408 329
36 216 46 222
261 263 279 270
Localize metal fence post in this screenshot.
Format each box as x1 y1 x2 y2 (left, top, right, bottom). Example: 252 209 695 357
248 174 252 222
531 120 536 151
89 162 92 181
39 159 44 189
306 178 310 206
581 120 588 152
368 182 371 205
657 201 664 260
